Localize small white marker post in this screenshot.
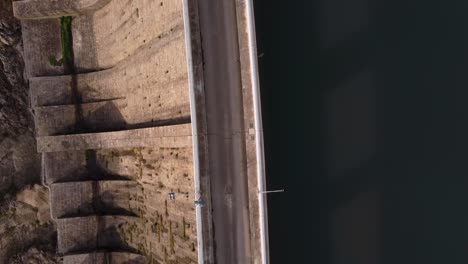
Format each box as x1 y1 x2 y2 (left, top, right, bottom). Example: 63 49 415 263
258 189 285 194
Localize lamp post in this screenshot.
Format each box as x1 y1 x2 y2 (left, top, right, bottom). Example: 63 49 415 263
258 189 285 194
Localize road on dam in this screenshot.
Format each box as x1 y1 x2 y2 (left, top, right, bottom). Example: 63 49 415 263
197 0 252 263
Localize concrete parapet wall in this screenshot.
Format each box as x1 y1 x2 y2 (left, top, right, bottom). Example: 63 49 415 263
57 215 143 254
37 124 192 153
63 252 147 264
50 180 141 219
13 0 112 20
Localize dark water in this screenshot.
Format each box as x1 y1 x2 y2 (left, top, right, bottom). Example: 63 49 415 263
254 0 468 263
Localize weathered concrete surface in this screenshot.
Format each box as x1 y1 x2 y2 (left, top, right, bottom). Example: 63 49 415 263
45 144 198 262
42 150 88 184
37 124 192 153
96 146 198 263
13 0 112 20
63 252 146 264
28 76 72 107
50 181 141 219
57 215 144 254
72 0 184 71
46 145 199 263
30 28 191 132
21 19 63 77
34 99 127 136
16 0 200 262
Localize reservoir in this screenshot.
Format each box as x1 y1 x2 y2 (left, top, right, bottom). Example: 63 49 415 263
254 0 468 263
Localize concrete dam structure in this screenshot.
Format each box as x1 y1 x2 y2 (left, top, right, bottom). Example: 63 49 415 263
13 0 267 263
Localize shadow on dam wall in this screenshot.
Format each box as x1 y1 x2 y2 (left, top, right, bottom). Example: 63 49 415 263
254 0 468 263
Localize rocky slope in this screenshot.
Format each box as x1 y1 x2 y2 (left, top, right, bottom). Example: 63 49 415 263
0 0 35 195
0 0 58 262
10 247 60 264
0 185 60 263
0 0 29 139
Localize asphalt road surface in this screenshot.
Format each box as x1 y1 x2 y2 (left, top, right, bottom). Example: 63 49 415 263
197 0 252 263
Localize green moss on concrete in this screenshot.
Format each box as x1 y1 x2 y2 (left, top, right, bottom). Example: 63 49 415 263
48 16 73 68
